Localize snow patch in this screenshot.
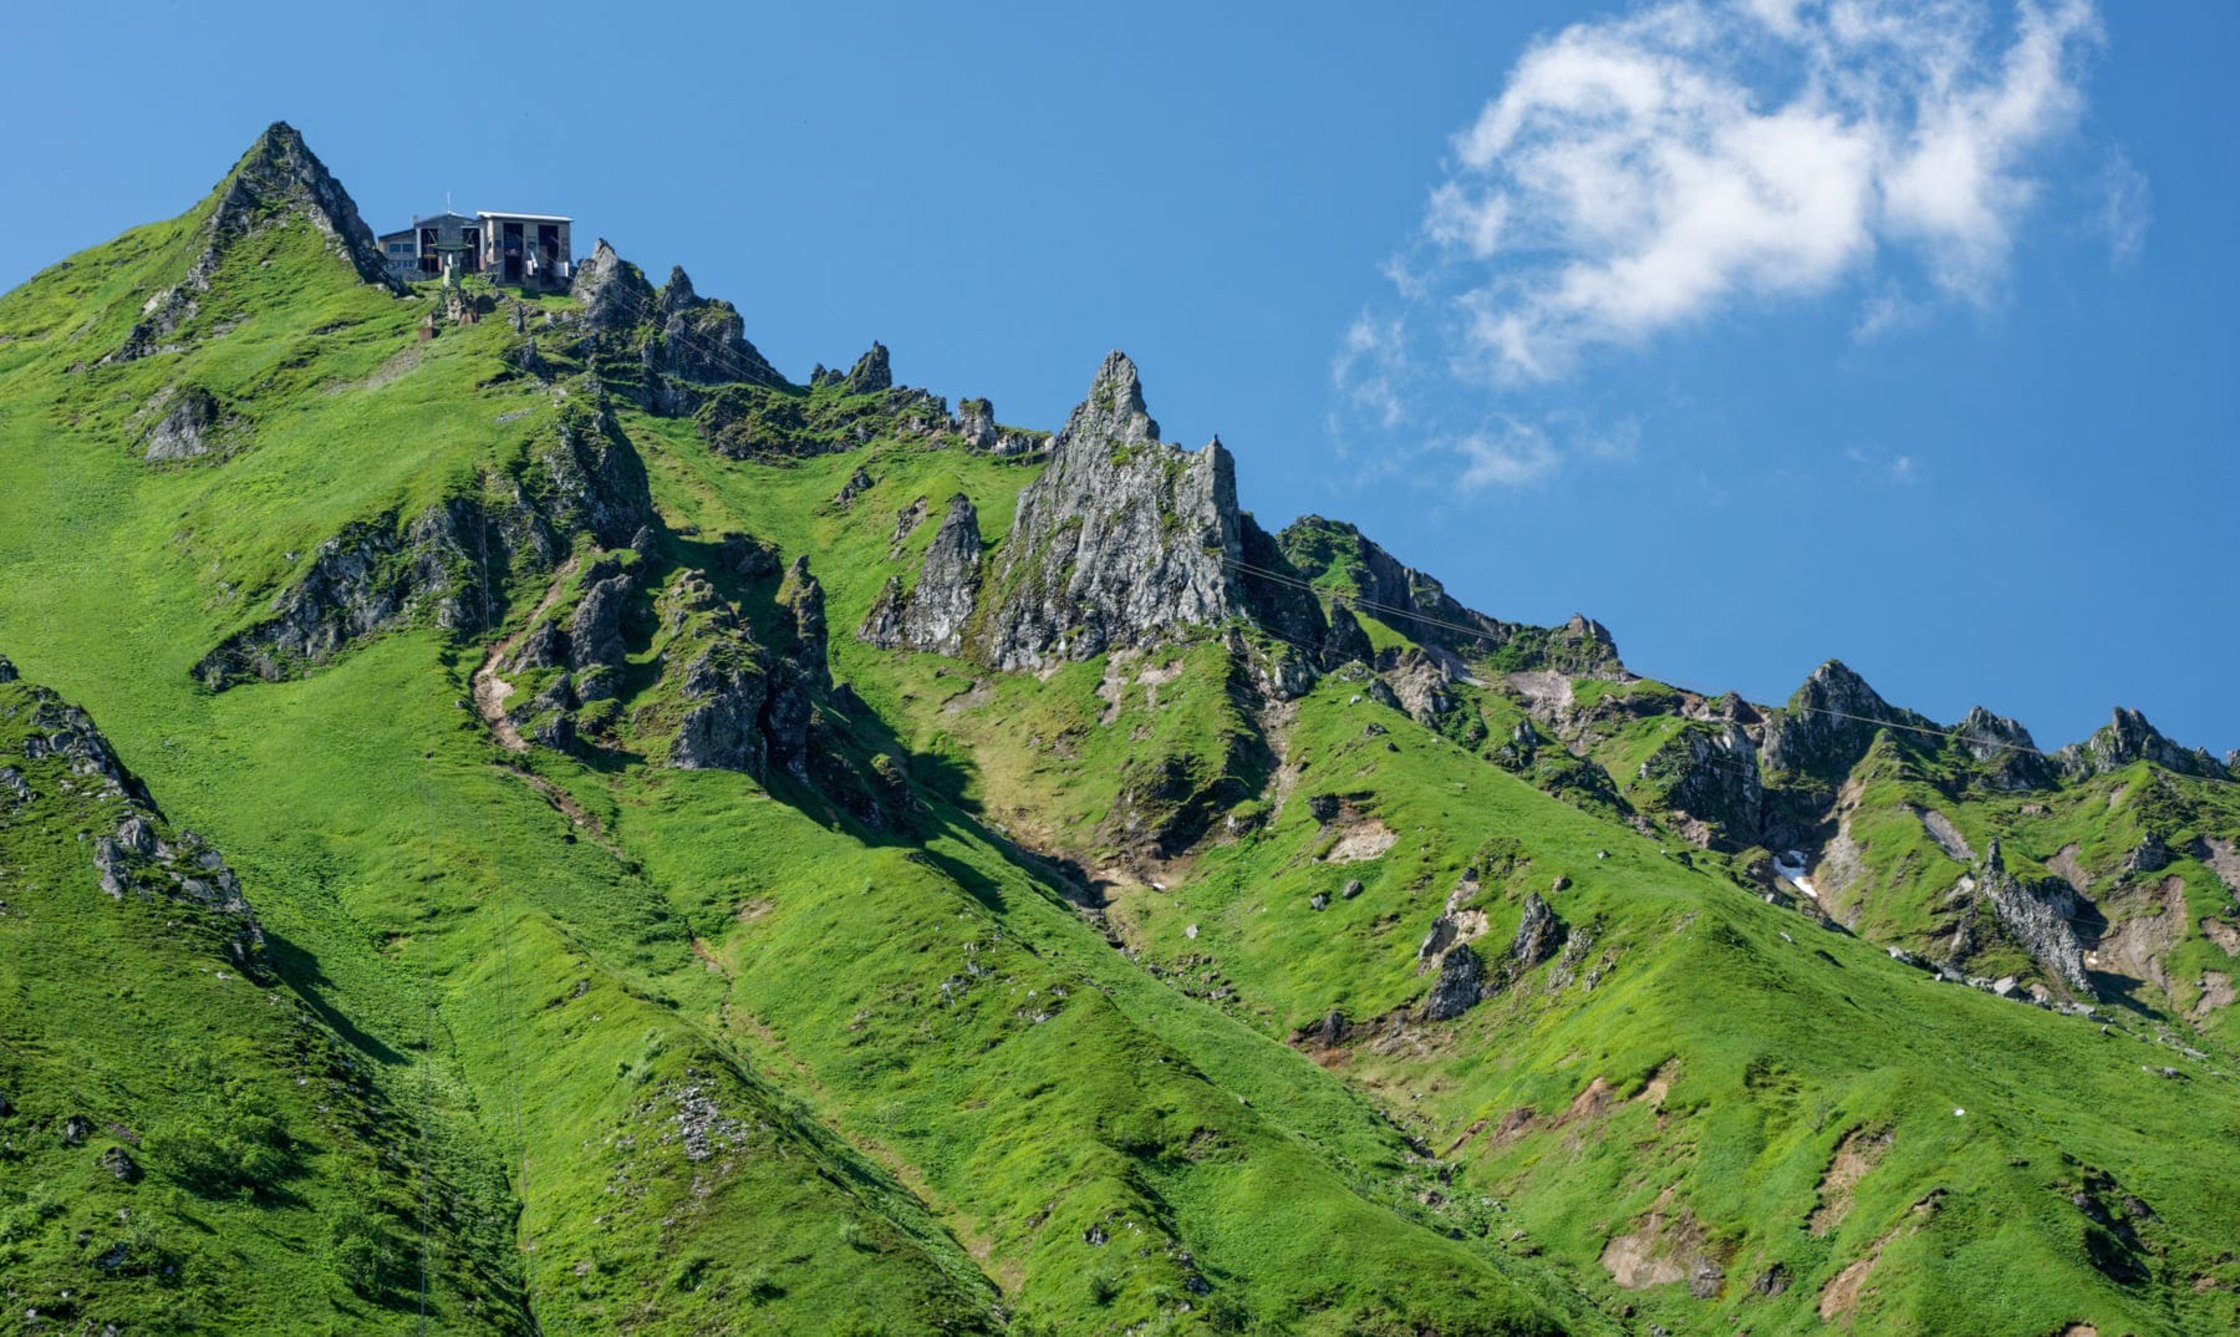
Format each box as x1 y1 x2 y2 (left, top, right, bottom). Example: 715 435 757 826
1774 850 1819 899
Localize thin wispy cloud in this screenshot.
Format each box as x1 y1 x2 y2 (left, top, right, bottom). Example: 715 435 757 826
2096 147 2151 265
1334 0 2125 492
1846 445 1920 484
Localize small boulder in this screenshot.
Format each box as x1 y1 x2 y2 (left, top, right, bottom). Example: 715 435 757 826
98 1147 142 1184
1340 879 1364 900
1423 945 1485 1021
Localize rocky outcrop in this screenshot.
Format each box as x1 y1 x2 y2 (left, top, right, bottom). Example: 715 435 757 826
2055 708 2228 782
1383 650 1455 725
568 568 634 686
1423 944 1486 1021
1977 840 2092 995
571 239 657 331
1 671 264 968
981 353 1242 669
844 343 892 393
1639 722 1763 850
645 266 781 388
857 495 982 656
1511 892 1563 968
109 123 395 364
1275 517 1622 674
142 386 239 462
670 629 773 777
1953 706 2054 789
955 398 1050 458
1760 661 1932 780
195 398 652 691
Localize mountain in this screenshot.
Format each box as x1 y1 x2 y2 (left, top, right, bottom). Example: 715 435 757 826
1 123 2236 1336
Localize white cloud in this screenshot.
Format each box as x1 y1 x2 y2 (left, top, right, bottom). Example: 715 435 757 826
1417 0 2104 381
1846 445 1920 484
1851 283 1928 341
2096 146 2150 265
1456 422 1564 488
1331 314 1409 429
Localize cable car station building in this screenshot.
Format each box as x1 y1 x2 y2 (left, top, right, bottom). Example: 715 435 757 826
376 210 574 289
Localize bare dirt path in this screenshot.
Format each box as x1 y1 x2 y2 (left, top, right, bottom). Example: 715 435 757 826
471 556 579 752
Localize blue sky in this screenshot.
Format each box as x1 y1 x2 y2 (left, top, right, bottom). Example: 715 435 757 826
5 1 2232 756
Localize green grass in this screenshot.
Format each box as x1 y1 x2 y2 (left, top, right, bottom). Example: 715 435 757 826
3 145 2236 1336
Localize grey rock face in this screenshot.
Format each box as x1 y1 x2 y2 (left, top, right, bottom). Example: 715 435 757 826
1511 892 1563 968
195 402 651 691
955 396 1048 457
1275 517 1621 674
1417 916 1458 964
645 265 781 387
835 465 874 507
1423 944 1486 1021
569 574 634 672
572 239 656 331
859 577 906 649
981 353 1243 669
887 496 932 556
857 495 982 657
659 571 773 777
1383 650 1454 725
2055 707 2228 782
109 122 396 365
2121 834 2169 875
1978 840 2092 995
844 342 892 393
143 387 234 462
1953 706 2054 789
780 557 831 692
957 397 997 449
670 634 772 778
1640 722 1763 850
0 653 14 683
4 673 265 967
1760 660 1931 779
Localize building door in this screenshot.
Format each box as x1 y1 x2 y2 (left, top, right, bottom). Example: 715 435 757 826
537 224 559 275
419 228 439 276
503 222 524 282
461 227 481 273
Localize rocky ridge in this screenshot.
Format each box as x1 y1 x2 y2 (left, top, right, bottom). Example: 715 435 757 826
0 663 265 968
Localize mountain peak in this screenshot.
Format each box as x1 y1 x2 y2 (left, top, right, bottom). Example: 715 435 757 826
211 121 390 286
105 121 392 363
572 239 654 330
2060 705 2228 781
1056 350 1161 450
1760 658 1919 779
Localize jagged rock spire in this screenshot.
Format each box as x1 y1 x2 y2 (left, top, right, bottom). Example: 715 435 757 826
979 352 1239 669
572 239 655 330
1056 351 1160 449
659 265 699 317
857 495 983 657
845 342 893 394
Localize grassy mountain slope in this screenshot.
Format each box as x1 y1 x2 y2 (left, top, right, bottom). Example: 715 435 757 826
2 125 2236 1336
